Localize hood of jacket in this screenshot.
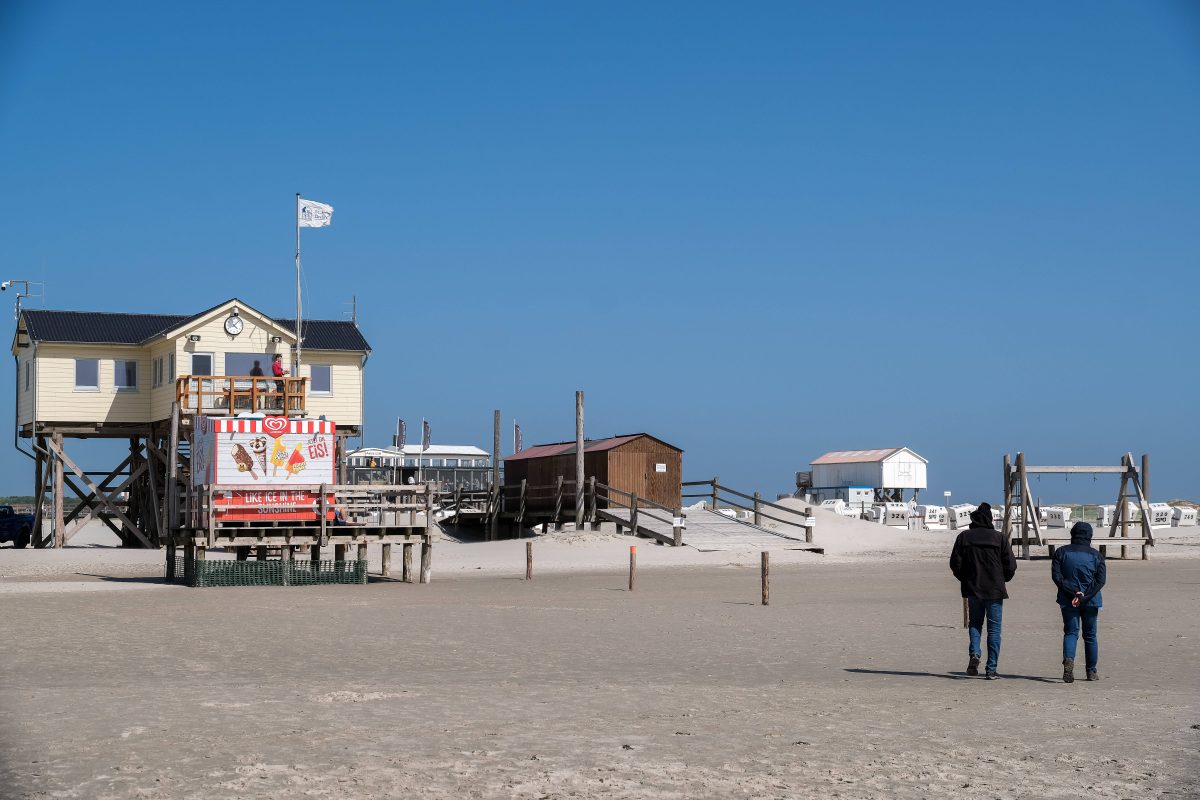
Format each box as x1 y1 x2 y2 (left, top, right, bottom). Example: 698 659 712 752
1070 521 1093 545
969 502 994 529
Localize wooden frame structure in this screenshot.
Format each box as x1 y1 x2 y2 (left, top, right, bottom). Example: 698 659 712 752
1003 452 1154 561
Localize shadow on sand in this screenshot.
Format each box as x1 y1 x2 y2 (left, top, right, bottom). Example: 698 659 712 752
844 668 1058 683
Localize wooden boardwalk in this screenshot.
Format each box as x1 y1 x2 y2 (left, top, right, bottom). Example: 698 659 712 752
599 506 821 553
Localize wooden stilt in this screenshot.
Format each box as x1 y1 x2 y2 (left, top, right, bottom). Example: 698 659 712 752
52 433 65 548
402 542 413 582
381 543 392 577
419 541 432 583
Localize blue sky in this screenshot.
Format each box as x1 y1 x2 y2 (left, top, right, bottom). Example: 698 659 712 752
1 2 1197 503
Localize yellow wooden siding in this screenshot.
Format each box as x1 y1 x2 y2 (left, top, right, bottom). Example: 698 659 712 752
33 343 151 423
301 351 363 427
172 310 292 379
16 349 34 426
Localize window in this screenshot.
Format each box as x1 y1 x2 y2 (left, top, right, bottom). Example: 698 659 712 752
404 458 417 467
444 458 459 467
191 353 213 376
431 458 444 467
75 359 99 390
151 358 161 388
168 353 175 382
226 352 272 377
115 359 138 390
310 364 331 393
24 361 29 392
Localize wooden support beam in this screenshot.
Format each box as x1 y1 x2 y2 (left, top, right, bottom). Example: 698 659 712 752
52 433 65 548
45 436 152 547
1022 466 1127 474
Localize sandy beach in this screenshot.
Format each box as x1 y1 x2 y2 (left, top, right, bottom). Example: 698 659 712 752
2 518 1199 799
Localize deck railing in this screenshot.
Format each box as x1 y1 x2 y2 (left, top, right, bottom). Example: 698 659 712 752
175 375 307 416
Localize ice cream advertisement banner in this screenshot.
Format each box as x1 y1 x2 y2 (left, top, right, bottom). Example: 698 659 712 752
192 416 337 487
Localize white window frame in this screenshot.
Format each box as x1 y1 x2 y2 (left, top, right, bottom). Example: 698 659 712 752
309 363 332 395
191 352 214 376
168 353 175 383
114 359 138 392
74 358 100 392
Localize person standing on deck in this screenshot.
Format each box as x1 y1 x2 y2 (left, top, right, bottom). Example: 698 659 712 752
271 354 288 410
949 503 1017 679
1051 521 1106 683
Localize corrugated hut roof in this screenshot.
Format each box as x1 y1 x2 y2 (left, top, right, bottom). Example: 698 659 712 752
505 433 680 462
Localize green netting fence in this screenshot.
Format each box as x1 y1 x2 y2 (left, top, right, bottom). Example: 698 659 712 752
168 557 368 588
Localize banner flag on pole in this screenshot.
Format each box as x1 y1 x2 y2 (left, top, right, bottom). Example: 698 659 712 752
514 422 522 454
421 420 431 451
298 198 334 227
393 419 406 450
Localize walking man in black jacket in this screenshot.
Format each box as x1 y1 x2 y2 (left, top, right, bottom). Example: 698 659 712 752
950 503 1018 679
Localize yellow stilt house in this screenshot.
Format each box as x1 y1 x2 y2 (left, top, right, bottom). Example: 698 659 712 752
12 298 371 547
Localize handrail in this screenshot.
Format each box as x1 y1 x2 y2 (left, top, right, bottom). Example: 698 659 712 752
175 374 308 416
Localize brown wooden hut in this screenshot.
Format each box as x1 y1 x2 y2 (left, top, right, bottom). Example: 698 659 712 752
504 433 683 510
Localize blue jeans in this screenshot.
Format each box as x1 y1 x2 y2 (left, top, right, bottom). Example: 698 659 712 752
1061 606 1099 671
967 597 1003 674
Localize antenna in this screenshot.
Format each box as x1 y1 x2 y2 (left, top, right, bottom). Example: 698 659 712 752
2 280 45 320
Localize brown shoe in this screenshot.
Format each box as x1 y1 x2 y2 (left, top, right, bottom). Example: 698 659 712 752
1086 670 1099 681
1063 658 1074 684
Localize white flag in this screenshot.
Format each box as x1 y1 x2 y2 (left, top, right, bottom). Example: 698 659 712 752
298 198 333 228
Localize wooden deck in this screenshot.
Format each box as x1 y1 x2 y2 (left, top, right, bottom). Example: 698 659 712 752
176 375 308 417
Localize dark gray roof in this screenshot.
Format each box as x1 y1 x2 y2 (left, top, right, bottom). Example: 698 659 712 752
21 304 371 353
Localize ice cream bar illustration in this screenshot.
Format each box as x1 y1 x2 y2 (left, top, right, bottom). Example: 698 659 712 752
285 444 307 479
231 444 259 479
270 437 288 476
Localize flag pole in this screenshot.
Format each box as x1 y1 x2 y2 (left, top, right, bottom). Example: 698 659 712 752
294 193 302 379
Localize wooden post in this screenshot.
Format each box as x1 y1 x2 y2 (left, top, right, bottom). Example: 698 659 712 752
589 476 599 530
184 540 195 584
166 402 180 554
165 540 176 582
805 507 814 544
673 508 683 547
357 541 367 565
52 433 65 548
711 476 719 512
526 541 533 580
420 541 432 584
491 409 500 541
402 541 413 582
1141 453 1150 503
1016 452 1030 560
381 543 392 577
629 492 638 537
575 390 585 529
554 475 564 531
32 438 45 548
753 491 762 527
518 478 527 531
761 551 769 606
281 542 292 586
628 545 636 592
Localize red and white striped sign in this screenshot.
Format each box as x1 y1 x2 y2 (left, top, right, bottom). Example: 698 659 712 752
211 418 335 436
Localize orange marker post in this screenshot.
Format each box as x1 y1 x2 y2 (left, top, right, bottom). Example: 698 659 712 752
629 545 637 592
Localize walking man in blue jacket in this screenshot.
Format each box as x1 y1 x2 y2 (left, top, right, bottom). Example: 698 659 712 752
1051 521 1107 683
950 504 1018 680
